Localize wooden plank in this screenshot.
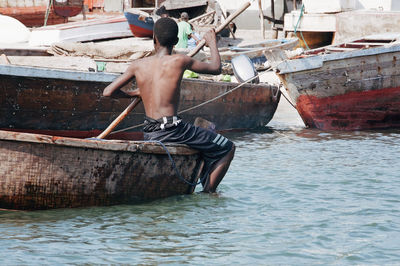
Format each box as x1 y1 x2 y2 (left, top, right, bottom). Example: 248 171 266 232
29 15 131 46
0 130 198 155
163 0 207 10
326 47 358 52
346 42 386 46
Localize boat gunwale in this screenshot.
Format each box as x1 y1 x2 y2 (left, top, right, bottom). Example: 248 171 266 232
0 63 273 89
274 43 400 75
0 130 198 155
0 64 119 82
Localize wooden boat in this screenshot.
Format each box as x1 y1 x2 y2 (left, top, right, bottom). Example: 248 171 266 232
124 0 213 38
29 15 132 46
217 37 299 74
0 130 203 210
265 33 400 130
124 8 155 38
0 63 280 139
53 0 83 18
0 1 65 27
218 38 299 62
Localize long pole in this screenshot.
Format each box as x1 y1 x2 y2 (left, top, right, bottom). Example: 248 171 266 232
188 1 251 57
258 0 265 39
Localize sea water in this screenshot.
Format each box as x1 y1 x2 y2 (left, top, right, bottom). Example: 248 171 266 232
1 102 400 265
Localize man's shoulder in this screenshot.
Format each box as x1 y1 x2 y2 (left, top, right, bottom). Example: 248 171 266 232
178 20 190 27
170 53 191 63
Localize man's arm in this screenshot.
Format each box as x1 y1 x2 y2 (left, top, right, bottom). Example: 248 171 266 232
186 29 221 75
103 64 140 98
189 33 200 43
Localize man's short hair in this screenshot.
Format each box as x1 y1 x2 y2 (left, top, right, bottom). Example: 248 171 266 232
180 12 189 20
154 17 178 47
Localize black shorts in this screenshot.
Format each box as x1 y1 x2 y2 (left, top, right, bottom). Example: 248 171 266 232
143 116 234 171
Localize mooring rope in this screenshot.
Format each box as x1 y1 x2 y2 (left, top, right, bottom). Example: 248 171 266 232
110 69 271 135
293 4 310 50
147 140 205 187
278 83 296 108
44 0 54 26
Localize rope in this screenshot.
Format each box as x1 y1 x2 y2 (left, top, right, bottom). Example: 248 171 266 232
147 140 204 187
278 83 296 109
44 0 54 26
293 4 310 50
110 70 270 135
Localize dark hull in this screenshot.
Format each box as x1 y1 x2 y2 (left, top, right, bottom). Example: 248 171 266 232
0 65 280 138
0 130 203 210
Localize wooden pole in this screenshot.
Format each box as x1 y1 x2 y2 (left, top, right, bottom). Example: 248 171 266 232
97 1 252 139
221 11 236 39
258 0 265 39
188 1 251 57
97 97 142 139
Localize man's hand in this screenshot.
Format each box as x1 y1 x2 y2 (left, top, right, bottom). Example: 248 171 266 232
122 88 141 97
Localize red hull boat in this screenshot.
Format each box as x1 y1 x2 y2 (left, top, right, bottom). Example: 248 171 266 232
266 34 400 130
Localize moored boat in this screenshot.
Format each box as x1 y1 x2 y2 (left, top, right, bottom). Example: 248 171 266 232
0 63 280 138
0 1 65 27
29 15 132 46
0 130 203 210
124 8 155 38
218 37 299 63
265 33 400 130
124 0 216 38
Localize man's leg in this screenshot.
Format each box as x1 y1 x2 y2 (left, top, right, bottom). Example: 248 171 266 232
203 144 235 193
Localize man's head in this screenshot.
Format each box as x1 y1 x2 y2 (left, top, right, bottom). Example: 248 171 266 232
180 12 189 21
153 17 179 47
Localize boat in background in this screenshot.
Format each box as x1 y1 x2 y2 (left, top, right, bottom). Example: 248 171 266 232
124 0 217 38
0 62 280 138
0 129 203 210
0 0 83 27
29 15 131 46
124 8 155 38
218 38 299 63
53 0 84 18
265 33 400 130
217 38 299 74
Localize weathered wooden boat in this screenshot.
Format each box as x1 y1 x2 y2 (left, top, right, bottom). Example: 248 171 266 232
0 0 65 27
0 130 203 210
29 15 132 46
218 38 299 62
53 0 83 18
0 63 280 139
217 37 299 74
265 34 400 130
124 8 155 38
124 0 217 38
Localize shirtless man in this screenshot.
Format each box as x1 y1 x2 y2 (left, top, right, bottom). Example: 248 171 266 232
103 17 235 193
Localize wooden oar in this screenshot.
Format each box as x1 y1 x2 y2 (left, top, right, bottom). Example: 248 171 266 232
97 97 142 139
97 1 251 139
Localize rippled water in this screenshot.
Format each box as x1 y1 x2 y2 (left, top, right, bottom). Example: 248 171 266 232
1 105 400 265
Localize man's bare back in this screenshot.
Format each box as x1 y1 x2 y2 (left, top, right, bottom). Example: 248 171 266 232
118 54 187 120
103 30 220 120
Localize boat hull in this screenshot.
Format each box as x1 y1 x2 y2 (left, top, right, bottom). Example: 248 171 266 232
124 11 154 38
274 45 400 130
0 6 64 27
0 130 203 210
0 65 280 137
